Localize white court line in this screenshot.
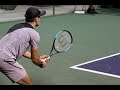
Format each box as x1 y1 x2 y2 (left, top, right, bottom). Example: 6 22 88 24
70 53 120 79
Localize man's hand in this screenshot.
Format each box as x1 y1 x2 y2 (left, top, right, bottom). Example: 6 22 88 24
39 55 50 68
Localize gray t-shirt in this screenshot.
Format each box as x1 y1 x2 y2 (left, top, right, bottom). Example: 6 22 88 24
0 23 40 61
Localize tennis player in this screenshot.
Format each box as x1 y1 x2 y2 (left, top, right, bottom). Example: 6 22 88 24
0 7 50 85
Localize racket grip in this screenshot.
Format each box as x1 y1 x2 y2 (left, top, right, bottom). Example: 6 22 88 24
49 54 54 57
49 53 52 57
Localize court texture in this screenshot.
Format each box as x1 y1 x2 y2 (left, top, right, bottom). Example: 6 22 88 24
0 5 120 85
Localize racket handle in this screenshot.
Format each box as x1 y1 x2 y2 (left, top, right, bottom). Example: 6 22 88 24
49 53 55 57
49 53 53 57
49 54 53 57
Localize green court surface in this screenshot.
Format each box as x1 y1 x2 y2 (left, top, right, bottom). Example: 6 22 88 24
0 13 120 85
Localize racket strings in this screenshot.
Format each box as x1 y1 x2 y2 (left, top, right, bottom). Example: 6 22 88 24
54 31 72 52
49 30 73 57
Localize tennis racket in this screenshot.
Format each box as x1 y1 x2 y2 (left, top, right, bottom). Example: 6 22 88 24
49 30 73 57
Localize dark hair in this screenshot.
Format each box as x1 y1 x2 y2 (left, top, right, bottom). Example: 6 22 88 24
25 16 40 22
25 18 35 22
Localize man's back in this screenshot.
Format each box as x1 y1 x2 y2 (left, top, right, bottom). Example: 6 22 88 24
0 23 40 60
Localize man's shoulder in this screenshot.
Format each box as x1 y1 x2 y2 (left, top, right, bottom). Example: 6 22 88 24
28 28 39 36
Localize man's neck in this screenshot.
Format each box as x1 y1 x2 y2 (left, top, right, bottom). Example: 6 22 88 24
26 22 35 29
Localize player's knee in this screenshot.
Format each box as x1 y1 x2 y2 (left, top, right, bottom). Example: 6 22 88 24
24 79 32 85
17 78 32 85
17 75 32 85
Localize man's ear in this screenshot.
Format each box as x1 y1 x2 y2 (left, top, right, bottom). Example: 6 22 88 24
34 17 38 23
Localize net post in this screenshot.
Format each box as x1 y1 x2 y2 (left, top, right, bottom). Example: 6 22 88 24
53 5 55 15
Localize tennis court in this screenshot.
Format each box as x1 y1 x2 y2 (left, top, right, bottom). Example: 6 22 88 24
1 5 120 85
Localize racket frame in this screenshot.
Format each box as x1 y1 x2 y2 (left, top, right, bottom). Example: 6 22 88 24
49 30 73 57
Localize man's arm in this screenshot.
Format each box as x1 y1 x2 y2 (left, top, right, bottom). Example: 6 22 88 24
23 51 31 59
23 47 41 66
23 46 50 67
30 46 41 66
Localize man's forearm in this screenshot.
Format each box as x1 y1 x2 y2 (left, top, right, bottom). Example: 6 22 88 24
23 51 41 66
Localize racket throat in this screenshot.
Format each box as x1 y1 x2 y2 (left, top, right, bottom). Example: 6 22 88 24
49 51 64 57
49 52 58 57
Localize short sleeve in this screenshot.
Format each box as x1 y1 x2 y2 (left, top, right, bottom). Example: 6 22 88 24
29 29 40 47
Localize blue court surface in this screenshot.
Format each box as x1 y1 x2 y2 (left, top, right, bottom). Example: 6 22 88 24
70 53 120 79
